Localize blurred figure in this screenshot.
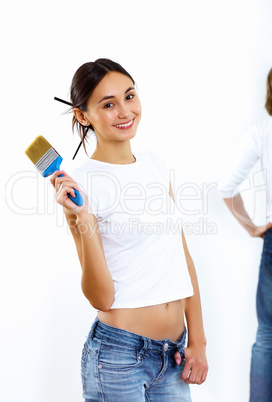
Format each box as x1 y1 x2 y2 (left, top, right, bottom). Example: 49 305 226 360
218 68 272 402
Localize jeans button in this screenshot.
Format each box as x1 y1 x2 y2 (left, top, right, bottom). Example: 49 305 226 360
164 343 169 352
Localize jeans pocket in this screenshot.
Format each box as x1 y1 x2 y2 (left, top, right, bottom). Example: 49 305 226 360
98 342 142 371
81 337 101 379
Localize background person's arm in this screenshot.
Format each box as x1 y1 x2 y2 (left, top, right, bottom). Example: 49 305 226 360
218 124 272 237
223 194 272 238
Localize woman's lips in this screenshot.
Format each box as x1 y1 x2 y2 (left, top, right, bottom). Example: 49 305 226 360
113 118 135 129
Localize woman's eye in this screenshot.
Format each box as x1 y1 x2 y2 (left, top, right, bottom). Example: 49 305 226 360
126 94 135 100
103 102 114 109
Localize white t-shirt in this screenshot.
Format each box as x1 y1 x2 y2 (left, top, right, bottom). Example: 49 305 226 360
72 150 194 309
218 117 272 223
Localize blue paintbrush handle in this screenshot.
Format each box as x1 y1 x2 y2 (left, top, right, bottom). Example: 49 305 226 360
59 174 84 206
41 155 84 207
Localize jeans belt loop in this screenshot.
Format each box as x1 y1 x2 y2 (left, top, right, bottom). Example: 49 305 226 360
139 336 149 358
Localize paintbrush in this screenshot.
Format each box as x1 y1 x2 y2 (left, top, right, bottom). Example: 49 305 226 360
25 135 84 206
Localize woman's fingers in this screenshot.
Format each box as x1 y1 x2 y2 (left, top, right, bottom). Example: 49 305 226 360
184 367 199 384
182 362 207 385
49 170 89 217
49 170 66 188
252 223 272 238
174 351 182 365
49 170 84 210
194 368 204 385
50 171 80 200
180 359 191 382
56 181 83 207
180 346 208 385
56 183 76 201
200 368 208 384
54 176 75 193
58 181 81 196
50 170 77 190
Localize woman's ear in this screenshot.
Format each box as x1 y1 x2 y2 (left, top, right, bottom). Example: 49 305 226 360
73 108 91 126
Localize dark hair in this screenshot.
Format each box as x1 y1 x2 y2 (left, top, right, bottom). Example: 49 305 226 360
70 58 135 153
265 67 272 116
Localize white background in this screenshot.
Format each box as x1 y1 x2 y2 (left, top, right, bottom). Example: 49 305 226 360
2 1 272 401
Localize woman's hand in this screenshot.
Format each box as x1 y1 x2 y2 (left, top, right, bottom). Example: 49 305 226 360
249 222 272 239
174 343 208 385
50 170 89 218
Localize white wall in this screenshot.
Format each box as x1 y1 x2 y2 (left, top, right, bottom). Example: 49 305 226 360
2 0 272 401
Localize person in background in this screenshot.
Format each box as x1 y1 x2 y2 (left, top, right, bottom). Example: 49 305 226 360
218 68 272 401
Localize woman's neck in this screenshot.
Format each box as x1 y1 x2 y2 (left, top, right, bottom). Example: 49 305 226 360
90 144 136 164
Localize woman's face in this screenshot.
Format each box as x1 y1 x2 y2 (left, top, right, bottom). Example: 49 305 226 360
83 71 141 141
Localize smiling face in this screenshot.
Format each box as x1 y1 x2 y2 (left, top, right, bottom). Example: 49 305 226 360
80 71 141 142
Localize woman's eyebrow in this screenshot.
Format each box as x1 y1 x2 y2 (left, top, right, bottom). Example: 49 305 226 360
97 86 135 104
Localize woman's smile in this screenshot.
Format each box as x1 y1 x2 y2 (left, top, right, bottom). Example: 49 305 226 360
113 118 135 129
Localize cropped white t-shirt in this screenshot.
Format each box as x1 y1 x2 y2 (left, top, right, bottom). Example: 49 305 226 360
72 150 194 309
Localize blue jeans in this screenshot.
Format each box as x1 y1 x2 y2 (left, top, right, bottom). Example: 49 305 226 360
250 228 272 401
81 317 191 401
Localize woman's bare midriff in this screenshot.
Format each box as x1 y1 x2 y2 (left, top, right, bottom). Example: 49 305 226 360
97 299 185 342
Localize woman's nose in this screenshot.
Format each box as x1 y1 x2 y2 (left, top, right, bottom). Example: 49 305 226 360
118 103 129 118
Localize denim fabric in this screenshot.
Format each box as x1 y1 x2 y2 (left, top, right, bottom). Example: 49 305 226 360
81 318 191 401
250 228 272 401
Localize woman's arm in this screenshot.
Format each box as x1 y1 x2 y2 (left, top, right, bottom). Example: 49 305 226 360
179 231 208 384
75 211 115 311
223 194 272 238
169 182 208 384
50 170 115 312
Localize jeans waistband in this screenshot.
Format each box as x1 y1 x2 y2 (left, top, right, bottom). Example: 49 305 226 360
89 317 187 353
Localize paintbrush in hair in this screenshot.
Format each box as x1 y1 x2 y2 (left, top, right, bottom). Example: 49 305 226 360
25 135 84 206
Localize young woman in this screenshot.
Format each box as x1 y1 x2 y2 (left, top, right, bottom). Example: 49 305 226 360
218 68 272 401
50 58 208 401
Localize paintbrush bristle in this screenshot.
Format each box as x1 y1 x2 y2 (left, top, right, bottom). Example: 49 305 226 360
25 135 62 177
25 135 54 164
